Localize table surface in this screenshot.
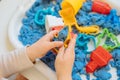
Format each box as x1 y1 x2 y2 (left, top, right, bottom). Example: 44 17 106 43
0 0 51 80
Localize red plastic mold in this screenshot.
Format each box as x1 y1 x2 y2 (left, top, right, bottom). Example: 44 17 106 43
86 46 112 73
92 0 111 15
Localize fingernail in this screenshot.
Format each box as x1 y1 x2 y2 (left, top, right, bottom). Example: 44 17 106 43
70 32 74 38
74 34 77 38
72 34 77 39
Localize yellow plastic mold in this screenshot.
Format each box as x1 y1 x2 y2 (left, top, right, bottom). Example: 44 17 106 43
58 0 100 48
75 24 99 34
59 8 77 25
61 0 86 15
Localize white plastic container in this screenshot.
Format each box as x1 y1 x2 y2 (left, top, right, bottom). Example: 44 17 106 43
8 0 120 80
101 0 120 15
45 15 64 33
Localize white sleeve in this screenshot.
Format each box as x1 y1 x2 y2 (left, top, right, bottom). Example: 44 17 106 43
0 78 8 80
0 47 34 77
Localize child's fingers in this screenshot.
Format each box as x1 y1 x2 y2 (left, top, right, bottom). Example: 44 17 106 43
50 41 64 48
58 46 65 57
46 30 59 40
65 34 77 53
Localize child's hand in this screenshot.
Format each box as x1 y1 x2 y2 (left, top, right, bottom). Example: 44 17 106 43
27 30 63 62
55 34 77 80
15 74 28 80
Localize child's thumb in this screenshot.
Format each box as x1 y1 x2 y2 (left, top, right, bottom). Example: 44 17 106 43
50 41 64 48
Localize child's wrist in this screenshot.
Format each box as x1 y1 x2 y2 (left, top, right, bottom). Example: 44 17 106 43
26 46 36 62
26 45 45 62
